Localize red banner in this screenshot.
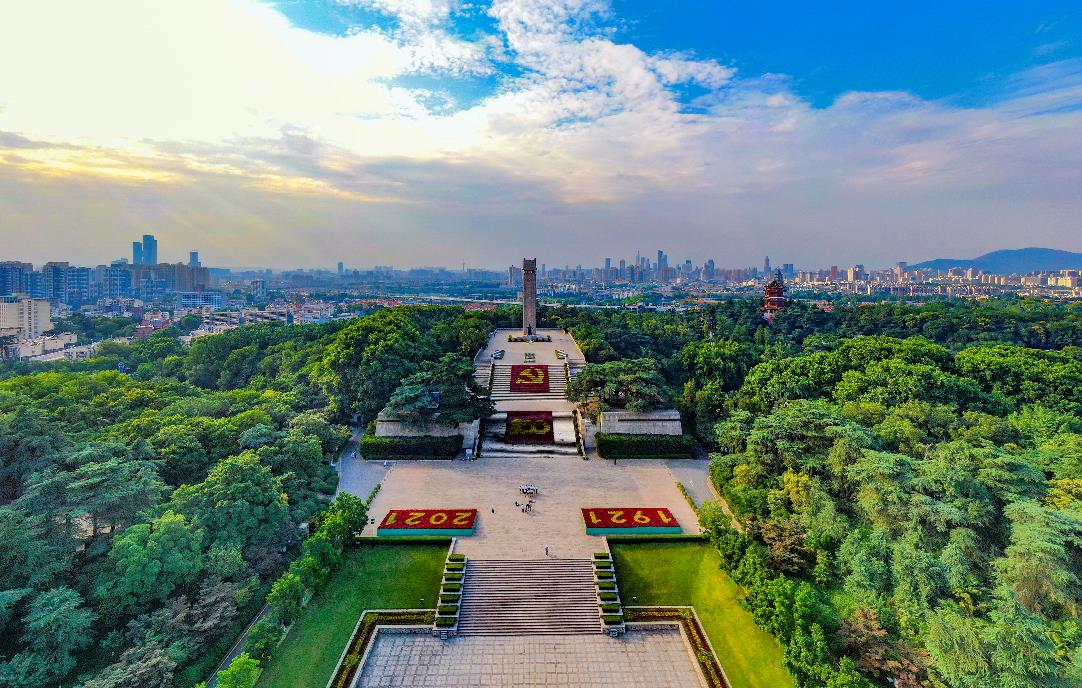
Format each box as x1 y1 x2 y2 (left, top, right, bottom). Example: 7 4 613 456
505 410 554 444
509 364 550 393
581 507 680 529
378 509 477 530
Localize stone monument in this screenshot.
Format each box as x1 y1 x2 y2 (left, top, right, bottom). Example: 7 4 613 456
522 258 537 335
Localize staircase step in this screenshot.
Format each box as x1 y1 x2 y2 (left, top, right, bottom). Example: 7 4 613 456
457 559 602 637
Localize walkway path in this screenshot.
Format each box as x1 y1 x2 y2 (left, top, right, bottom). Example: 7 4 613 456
358 627 707 688
357 452 700 560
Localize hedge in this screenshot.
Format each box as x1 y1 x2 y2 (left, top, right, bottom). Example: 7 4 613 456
442 583 461 592
439 593 460 603
435 616 456 628
359 434 463 460
604 534 706 544
602 615 624 625
445 562 465 571
599 592 619 602
437 604 459 615
596 571 614 580
448 553 466 562
597 581 617 591
593 552 610 559
595 433 695 460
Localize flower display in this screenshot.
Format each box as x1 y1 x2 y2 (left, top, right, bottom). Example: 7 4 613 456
581 507 681 535
376 509 477 536
504 410 555 444
509 364 550 393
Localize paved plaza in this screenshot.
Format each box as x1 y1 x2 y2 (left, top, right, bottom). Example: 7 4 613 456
358 627 708 688
355 452 702 559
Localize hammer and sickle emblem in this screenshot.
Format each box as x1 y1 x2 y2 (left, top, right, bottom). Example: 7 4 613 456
515 366 546 384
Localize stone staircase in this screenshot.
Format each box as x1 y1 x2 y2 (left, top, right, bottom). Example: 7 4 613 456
457 559 602 636
489 364 569 403
474 361 493 391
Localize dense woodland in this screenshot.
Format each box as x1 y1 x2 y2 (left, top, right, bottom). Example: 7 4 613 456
549 298 1082 687
1 297 1080 686
0 306 513 687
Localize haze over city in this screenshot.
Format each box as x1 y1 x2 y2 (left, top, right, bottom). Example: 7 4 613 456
2 0 1081 269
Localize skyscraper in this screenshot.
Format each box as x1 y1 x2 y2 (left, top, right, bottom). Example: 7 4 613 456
141 234 158 265
189 251 200 268
133 241 143 265
763 256 771 275
337 261 344 276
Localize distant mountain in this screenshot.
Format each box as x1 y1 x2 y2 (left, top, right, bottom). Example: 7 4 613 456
909 247 1082 274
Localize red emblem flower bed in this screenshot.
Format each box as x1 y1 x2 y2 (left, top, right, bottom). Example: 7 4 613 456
509 364 550 393
377 509 477 537
581 507 681 534
505 410 554 444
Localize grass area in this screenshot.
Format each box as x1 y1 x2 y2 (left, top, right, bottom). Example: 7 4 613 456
611 541 795 688
256 541 446 688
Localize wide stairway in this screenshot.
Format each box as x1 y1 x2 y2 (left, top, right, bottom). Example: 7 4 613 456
457 559 601 636
489 364 569 403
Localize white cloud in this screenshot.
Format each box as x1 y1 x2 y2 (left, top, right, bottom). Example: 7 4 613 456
0 1 1080 268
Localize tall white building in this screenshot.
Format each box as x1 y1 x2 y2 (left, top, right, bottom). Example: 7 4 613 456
0 295 52 339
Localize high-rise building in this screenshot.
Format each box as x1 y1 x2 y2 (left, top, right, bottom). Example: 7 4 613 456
337 261 344 276
0 262 32 295
133 241 144 265
190 251 201 268
763 256 771 275
66 266 91 305
0 295 52 339
141 234 158 265
41 262 69 305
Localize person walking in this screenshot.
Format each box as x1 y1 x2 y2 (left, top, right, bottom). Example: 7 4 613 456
544 545 549 557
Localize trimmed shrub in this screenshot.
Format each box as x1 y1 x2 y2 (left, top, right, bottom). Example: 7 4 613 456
602 614 624 625
596 571 614 580
442 583 461 592
444 572 463 581
599 592 619 602
439 593 461 604
435 616 456 628
593 552 610 559
437 604 458 615
359 434 463 460
601 603 621 613
445 562 465 571
595 433 694 460
597 581 617 591
447 553 466 562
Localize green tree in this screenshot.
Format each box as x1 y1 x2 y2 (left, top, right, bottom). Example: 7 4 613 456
215 653 260 688
384 353 493 426
99 511 205 612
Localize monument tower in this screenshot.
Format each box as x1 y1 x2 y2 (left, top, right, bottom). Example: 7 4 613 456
522 258 537 335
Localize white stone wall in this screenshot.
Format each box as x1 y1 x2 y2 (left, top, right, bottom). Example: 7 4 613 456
599 409 683 435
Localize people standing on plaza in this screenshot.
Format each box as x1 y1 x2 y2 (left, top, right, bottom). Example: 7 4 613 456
544 545 549 557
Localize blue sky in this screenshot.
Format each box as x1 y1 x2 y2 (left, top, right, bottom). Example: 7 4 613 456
269 0 1082 107
1 1 1081 269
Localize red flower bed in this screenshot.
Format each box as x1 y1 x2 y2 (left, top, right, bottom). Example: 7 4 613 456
582 507 680 529
509 364 550 393
377 509 477 531
505 410 554 444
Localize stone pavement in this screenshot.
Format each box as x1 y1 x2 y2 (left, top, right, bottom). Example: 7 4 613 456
356 452 701 560
358 627 707 688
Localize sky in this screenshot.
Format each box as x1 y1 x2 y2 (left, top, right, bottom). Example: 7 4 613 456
1 0 1080 270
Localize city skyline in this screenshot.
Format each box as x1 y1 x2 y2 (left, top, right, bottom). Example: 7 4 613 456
2 1 1081 268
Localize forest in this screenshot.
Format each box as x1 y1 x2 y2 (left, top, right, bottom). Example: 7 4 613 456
548 297 1082 687
1 295 1080 686
0 306 513 687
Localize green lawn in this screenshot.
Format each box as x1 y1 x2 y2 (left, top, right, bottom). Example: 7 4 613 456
256 540 447 688
611 541 795 688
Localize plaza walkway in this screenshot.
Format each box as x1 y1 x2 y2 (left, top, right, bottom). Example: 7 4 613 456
358 627 707 688
357 452 700 560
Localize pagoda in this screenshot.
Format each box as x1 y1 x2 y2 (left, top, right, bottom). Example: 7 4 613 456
760 269 787 321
